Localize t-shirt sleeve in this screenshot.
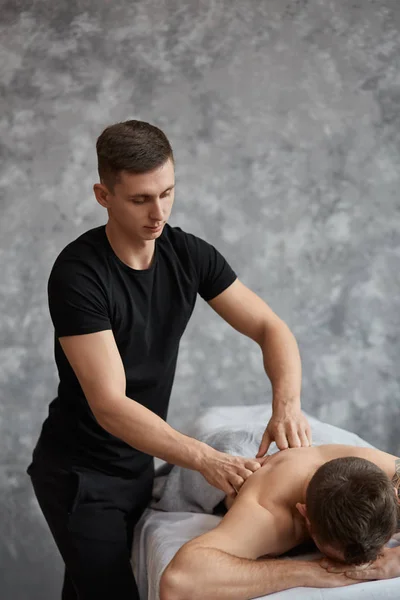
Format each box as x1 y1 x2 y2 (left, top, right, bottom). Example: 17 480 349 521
187 233 237 301
48 257 112 337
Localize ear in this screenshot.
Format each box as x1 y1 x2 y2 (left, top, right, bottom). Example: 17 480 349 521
296 503 307 519
296 503 313 532
93 182 112 208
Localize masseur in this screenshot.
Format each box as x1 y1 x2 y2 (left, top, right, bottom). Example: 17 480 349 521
27 120 311 600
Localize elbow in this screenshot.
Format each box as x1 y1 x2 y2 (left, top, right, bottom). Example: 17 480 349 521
159 554 198 600
91 395 126 432
255 318 281 348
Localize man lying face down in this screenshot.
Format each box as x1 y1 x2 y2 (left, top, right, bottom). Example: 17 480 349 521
160 444 400 600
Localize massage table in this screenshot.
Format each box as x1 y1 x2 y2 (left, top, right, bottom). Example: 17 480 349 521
131 405 400 600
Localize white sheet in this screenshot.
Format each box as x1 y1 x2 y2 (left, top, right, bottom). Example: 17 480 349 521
132 508 400 600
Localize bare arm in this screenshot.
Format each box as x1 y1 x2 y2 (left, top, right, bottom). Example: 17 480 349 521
160 497 353 600
161 550 355 600
208 280 302 406
59 330 261 494
208 279 311 453
321 546 400 582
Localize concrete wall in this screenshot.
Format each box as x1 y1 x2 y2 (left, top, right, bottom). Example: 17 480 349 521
1 1 399 597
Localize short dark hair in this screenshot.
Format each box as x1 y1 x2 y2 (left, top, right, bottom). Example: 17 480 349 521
96 120 174 192
306 456 398 565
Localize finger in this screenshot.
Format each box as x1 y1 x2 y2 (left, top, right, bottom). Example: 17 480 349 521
345 570 375 580
305 424 313 446
274 429 289 450
341 562 372 572
298 428 310 447
226 486 238 498
238 467 255 481
256 433 271 457
287 428 302 448
223 482 237 496
245 460 262 472
230 476 245 491
320 558 339 570
329 561 372 574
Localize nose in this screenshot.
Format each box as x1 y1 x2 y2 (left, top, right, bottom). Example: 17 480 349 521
150 199 164 223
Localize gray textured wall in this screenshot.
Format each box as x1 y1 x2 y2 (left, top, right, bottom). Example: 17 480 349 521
1 1 400 598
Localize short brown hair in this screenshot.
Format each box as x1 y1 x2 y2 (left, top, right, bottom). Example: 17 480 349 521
96 120 174 192
306 456 398 565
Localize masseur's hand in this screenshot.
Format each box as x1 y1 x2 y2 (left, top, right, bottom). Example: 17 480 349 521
199 449 263 496
320 547 400 581
256 404 312 456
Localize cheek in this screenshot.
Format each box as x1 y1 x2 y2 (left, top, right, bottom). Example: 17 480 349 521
161 199 174 218
119 205 146 225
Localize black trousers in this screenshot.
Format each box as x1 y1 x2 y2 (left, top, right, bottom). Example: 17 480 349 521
27 457 154 600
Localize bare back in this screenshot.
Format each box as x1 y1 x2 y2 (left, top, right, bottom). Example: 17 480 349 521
244 444 399 511
188 444 399 560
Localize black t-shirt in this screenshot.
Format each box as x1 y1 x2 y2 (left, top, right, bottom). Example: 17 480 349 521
35 224 237 476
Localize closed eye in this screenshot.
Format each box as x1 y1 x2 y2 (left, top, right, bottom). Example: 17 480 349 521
130 188 173 204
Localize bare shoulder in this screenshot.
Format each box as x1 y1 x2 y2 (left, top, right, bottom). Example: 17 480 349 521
266 444 400 481
237 447 321 508
188 491 297 560
315 444 399 479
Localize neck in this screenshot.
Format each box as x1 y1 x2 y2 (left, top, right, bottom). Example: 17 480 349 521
105 220 155 270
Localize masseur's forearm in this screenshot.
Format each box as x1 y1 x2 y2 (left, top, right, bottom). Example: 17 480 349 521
161 546 341 600
259 320 302 409
96 395 211 470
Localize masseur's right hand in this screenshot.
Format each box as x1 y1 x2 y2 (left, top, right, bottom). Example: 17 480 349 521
199 449 263 496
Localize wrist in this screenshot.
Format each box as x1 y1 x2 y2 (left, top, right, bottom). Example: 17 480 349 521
272 395 301 413
190 440 216 472
292 561 321 588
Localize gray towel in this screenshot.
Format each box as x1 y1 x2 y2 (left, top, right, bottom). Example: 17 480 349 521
151 404 374 514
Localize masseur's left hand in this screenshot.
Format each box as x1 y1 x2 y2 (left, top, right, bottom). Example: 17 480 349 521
256 403 312 456
320 547 400 581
